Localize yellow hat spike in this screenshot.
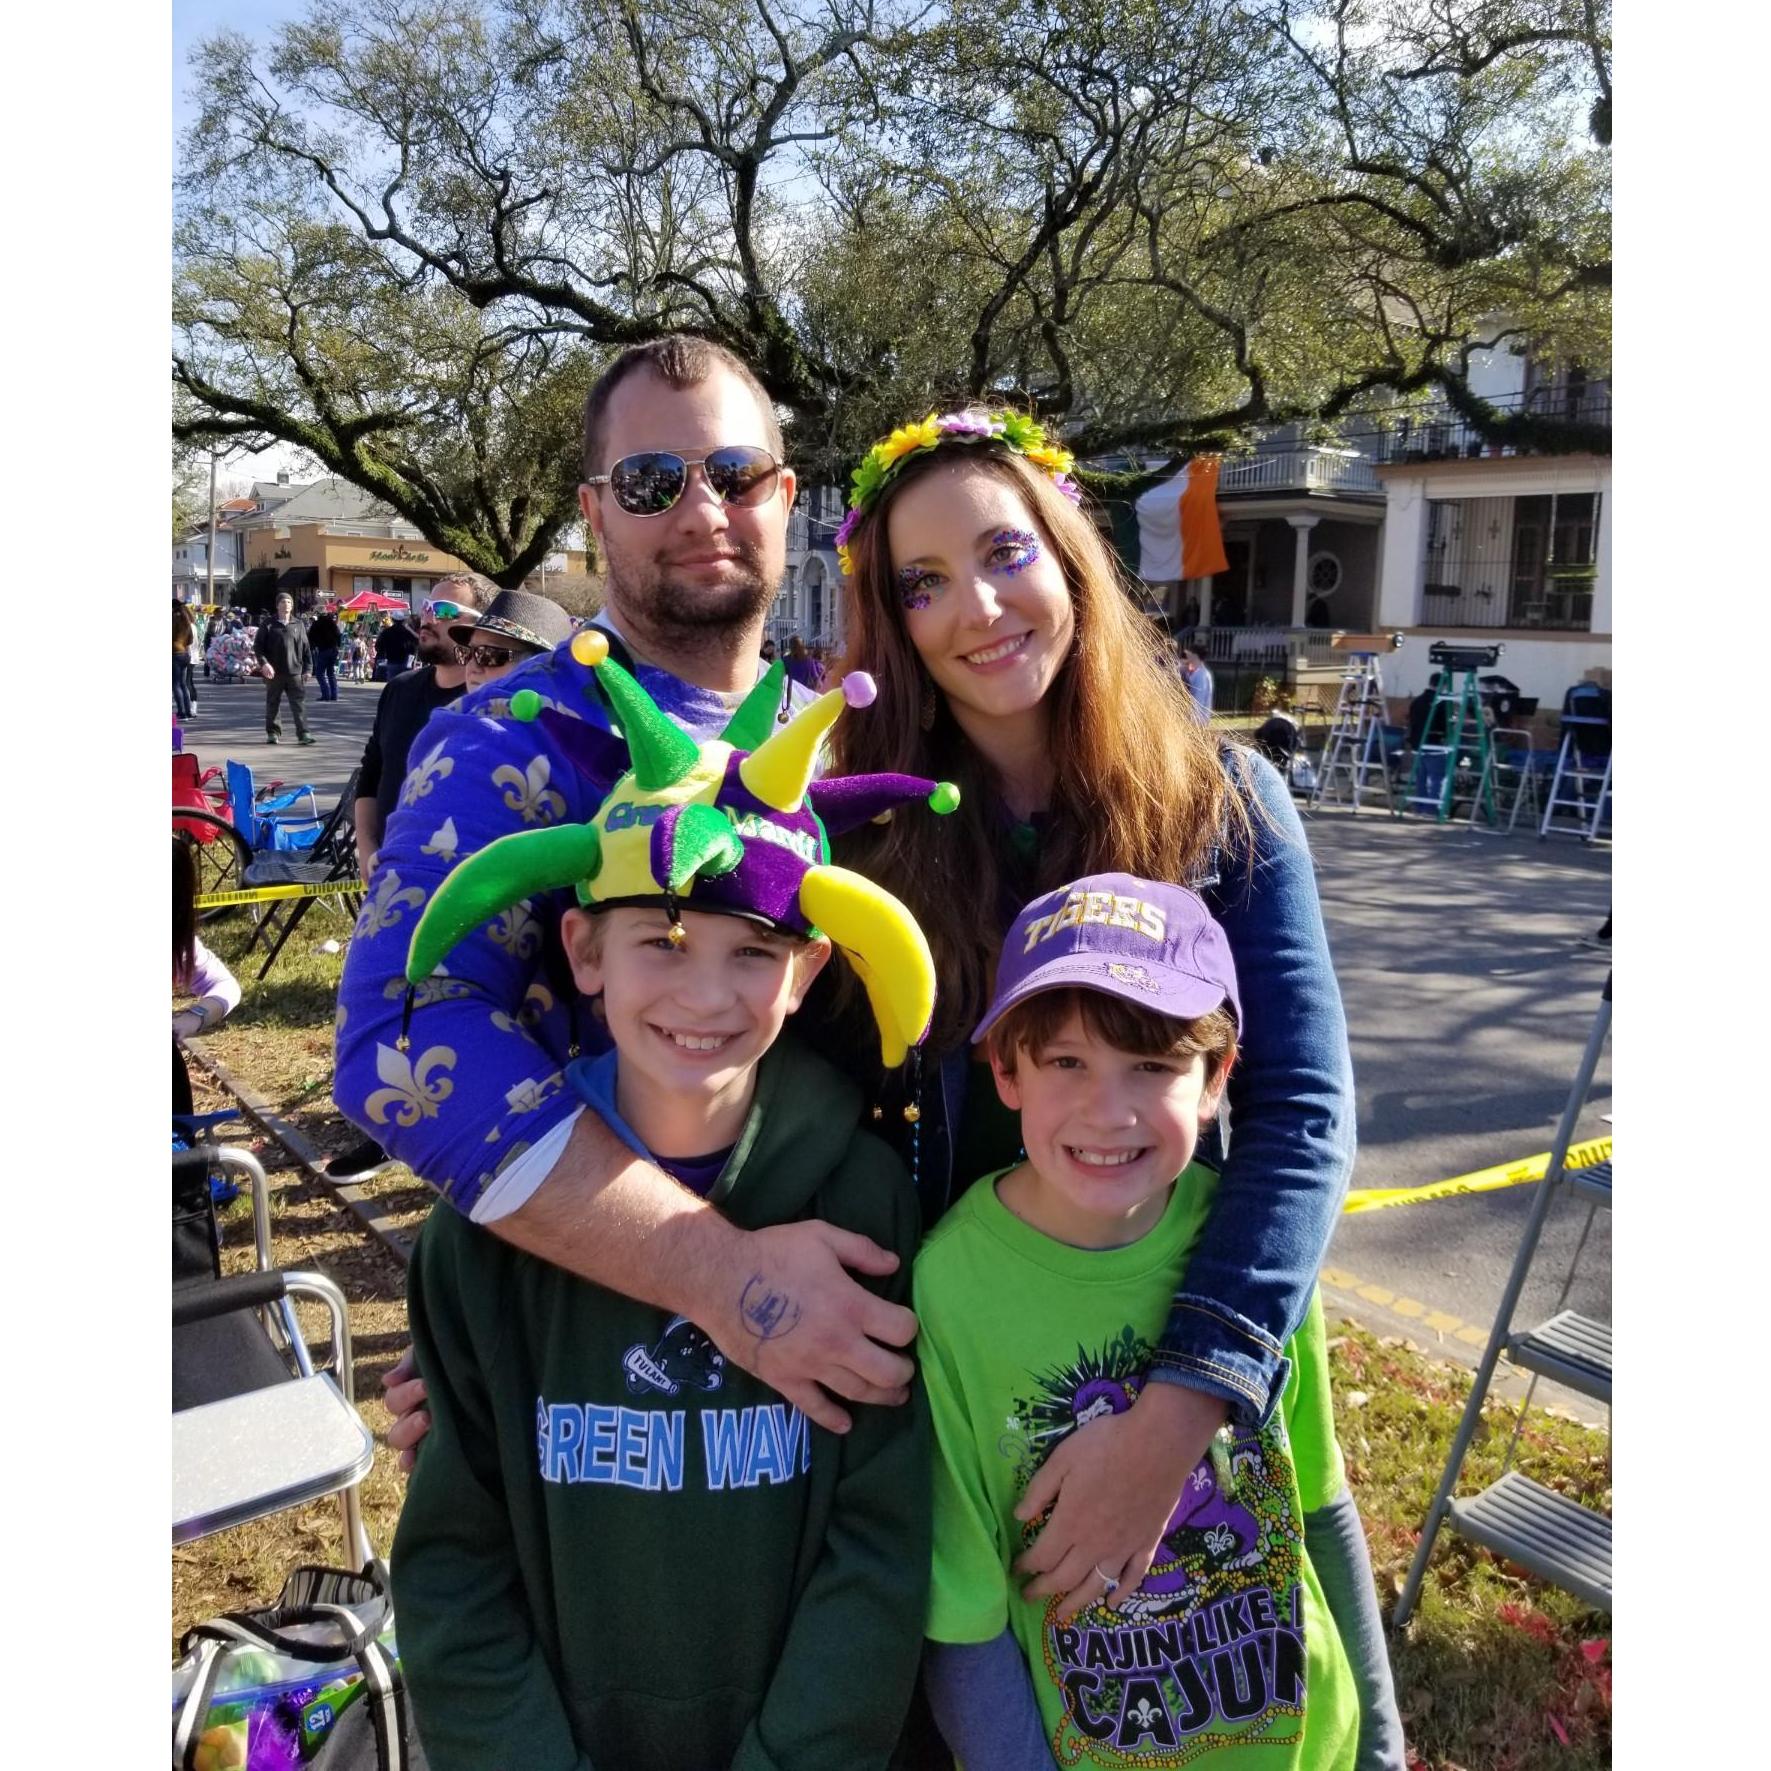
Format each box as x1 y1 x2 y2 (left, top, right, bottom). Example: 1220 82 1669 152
738 672 877 814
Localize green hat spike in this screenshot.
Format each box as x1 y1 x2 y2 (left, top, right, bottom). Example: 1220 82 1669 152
569 629 699 791
659 803 746 892
405 822 603 984
718 659 789 753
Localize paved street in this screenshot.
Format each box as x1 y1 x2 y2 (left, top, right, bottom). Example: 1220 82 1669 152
1307 804 1611 1413
182 675 1612 1404
182 671 381 808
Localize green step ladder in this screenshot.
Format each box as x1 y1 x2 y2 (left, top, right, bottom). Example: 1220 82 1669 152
1401 642 1502 826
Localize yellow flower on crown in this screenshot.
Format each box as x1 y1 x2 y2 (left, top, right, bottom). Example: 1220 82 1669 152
1024 442 1076 475
874 415 943 470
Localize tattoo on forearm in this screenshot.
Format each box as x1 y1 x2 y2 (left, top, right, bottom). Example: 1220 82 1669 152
739 1273 803 1341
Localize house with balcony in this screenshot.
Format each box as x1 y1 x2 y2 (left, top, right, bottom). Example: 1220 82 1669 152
1369 356 1610 709
1124 334 1610 713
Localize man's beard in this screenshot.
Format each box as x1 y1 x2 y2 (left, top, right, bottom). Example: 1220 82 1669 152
608 538 777 656
415 625 460 665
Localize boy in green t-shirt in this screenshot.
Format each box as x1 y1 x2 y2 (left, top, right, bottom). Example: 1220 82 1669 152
916 873 1401 1770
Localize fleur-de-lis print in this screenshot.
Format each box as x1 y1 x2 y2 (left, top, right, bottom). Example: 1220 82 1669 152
385 971 471 1008
1204 1524 1237 1560
487 900 542 958
401 740 455 808
364 1041 457 1128
490 981 556 1035
354 870 426 939
492 754 566 825
503 1071 564 1116
420 815 460 864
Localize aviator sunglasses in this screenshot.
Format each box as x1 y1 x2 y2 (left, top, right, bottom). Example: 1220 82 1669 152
585 445 782 517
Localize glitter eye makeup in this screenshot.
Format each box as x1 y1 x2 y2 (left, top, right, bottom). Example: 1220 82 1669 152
990 528 1042 575
898 566 936 610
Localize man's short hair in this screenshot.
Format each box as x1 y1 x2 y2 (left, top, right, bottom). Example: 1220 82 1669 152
581 336 784 480
433 571 496 611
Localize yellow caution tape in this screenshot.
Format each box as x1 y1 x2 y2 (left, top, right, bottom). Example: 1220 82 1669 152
1342 1135 1611 1214
194 879 360 910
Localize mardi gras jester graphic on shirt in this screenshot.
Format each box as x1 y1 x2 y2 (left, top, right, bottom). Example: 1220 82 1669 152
1003 1326 1311 1767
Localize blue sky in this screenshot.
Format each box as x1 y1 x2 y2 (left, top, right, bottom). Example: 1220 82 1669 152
174 2 318 484
172 0 308 140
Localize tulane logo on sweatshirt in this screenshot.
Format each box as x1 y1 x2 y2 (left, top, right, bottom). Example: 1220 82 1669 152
623 1316 726 1397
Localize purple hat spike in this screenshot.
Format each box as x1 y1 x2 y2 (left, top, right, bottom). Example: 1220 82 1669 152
807 772 961 837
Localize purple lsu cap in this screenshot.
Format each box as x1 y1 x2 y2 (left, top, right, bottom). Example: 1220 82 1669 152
972 872 1240 1044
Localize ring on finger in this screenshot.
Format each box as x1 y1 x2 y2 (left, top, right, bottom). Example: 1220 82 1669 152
1093 1563 1121 1595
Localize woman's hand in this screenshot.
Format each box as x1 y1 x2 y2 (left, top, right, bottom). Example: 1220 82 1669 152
381 1346 431 1473
1012 1380 1228 1622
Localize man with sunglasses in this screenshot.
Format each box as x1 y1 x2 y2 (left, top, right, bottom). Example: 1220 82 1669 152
327 572 492 1184
337 336 920 1455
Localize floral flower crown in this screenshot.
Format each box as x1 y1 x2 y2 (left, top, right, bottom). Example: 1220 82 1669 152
834 409 1081 576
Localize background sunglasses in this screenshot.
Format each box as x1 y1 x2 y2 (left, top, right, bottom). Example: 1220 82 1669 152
587 446 781 516
420 598 464 621
467 644 517 668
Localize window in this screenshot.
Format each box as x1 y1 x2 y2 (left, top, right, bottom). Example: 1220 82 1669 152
1422 492 1600 631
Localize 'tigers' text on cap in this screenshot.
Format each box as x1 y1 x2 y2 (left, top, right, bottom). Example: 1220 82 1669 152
972 870 1242 1044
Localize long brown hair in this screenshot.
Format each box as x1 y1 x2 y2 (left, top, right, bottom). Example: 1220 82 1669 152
833 444 1252 1053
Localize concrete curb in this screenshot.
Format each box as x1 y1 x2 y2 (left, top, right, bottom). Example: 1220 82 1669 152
182 1040 416 1266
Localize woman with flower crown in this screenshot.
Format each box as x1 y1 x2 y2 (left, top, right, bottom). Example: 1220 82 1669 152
821 409 1399 1764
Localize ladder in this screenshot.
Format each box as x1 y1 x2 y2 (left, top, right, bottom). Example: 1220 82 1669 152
1540 715 1613 843
1309 632 1403 813
1401 643 1502 826
1393 975 1612 1626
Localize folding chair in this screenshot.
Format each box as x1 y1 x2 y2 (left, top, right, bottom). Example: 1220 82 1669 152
225 759 326 854
241 770 365 981
173 1147 375 1566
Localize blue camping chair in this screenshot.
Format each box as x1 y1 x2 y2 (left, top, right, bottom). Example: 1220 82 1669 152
224 760 325 854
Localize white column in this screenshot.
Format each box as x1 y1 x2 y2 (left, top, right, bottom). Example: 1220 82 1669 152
1376 478 1429 628
1287 515 1320 626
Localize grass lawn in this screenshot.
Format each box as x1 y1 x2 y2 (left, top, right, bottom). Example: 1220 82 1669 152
176 903 1611 1770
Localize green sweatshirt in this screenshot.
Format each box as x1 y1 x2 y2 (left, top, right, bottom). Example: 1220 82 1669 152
391 1035 931 1771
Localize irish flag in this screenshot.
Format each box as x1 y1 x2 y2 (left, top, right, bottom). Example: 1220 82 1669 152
1135 457 1229 583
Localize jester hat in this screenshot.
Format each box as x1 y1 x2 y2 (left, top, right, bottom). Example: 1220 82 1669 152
404 630 959 1065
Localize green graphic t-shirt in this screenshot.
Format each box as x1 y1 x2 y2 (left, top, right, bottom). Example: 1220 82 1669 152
915 1164 1358 1770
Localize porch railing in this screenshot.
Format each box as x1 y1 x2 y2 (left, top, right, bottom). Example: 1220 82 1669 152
1218 450 1382 497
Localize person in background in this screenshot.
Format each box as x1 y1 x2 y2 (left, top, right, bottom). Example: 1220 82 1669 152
173 601 196 721
784 631 825 690
308 603 343 701
761 636 779 664
173 839 243 1118
375 610 420 680
324 572 492 1184
254 591 315 745
446 588 574 699
1178 641 1214 718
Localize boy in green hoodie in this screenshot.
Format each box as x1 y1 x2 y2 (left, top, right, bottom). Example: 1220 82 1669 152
390 637 956 1770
